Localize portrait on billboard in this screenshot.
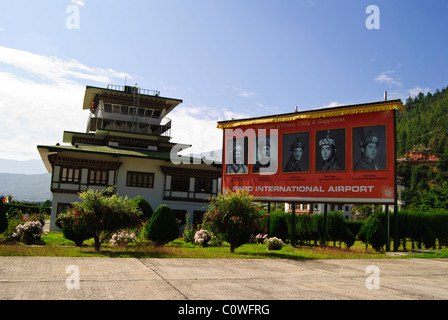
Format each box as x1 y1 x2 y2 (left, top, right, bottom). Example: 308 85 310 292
253 135 278 174
353 125 387 171
226 137 248 174
282 132 310 173
315 128 346 172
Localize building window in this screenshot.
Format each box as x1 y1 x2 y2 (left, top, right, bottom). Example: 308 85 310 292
89 169 109 186
193 211 205 226
171 176 190 192
61 167 80 184
126 171 154 188
172 209 187 226
195 178 213 194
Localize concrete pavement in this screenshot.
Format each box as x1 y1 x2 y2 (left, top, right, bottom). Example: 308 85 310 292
1 257 448 300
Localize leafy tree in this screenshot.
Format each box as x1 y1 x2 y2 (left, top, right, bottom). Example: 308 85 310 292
56 187 142 251
56 208 92 247
341 228 355 249
366 216 386 252
269 211 289 243
144 205 179 245
327 211 347 247
203 190 263 253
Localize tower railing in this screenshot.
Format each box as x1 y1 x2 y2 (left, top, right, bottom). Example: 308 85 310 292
106 84 160 97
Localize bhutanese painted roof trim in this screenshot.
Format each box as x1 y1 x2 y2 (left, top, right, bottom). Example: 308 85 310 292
217 100 404 129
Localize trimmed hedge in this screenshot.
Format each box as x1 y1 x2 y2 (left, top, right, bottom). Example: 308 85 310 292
268 209 448 251
4 203 51 217
268 210 355 248
145 205 179 245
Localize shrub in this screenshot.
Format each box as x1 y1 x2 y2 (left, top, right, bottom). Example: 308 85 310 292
133 196 153 220
366 217 386 251
256 233 267 244
12 220 46 245
145 205 179 245
55 208 92 247
0 202 7 234
266 237 284 250
422 226 436 249
327 211 347 247
110 230 137 247
194 229 213 247
182 225 196 243
56 188 142 251
342 228 356 249
269 211 289 242
203 190 263 253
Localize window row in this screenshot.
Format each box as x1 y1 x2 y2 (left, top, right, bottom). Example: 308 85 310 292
60 168 109 185
170 176 214 194
103 103 162 119
58 168 214 193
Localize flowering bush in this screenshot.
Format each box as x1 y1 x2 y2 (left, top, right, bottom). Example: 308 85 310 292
256 233 267 244
12 220 46 245
55 187 142 251
266 237 284 250
194 229 213 247
203 190 263 253
110 230 137 247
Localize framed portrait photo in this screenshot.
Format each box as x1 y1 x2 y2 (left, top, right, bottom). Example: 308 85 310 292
282 132 310 173
315 128 346 172
352 125 387 171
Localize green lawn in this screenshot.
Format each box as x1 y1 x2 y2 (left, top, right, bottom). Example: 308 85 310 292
1 231 447 259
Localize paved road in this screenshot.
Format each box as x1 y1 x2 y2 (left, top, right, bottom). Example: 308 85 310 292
1 257 448 301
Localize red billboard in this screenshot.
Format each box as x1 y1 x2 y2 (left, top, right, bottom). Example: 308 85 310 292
218 100 404 204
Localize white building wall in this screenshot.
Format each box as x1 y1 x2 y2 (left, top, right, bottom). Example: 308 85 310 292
50 155 219 231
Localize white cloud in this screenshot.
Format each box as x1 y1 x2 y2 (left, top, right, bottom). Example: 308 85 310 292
408 86 431 98
234 87 256 98
0 45 131 161
169 105 249 161
321 101 341 109
0 46 130 85
385 86 431 103
374 70 403 87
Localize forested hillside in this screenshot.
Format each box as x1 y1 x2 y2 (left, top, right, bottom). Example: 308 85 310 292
396 85 448 209
397 86 448 157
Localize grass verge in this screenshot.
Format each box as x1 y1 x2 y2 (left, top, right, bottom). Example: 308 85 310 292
1 232 447 259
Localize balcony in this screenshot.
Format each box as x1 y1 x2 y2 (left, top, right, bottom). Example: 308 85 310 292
87 115 171 137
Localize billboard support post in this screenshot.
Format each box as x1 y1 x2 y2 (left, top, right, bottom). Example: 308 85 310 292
393 108 399 252
291 203 296 247
322 204 328 247
385 204 390 252
267 201 271 237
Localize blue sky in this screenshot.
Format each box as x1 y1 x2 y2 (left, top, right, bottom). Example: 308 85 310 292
0 0 447 166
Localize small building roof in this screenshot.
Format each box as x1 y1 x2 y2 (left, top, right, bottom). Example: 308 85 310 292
37 144 221 173
83 85 183 116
